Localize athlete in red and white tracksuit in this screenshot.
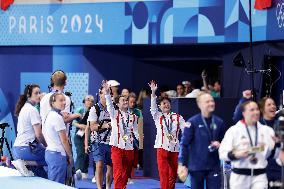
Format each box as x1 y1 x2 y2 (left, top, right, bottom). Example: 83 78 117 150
149 81 189 189
103 81 138 189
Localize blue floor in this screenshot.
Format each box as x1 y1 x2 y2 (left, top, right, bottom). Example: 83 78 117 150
75 164 190 189
0 175 190 189
75 178 189 189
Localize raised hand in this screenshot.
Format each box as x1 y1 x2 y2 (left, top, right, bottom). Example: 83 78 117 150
242 90 252 99
148 80 158 93
102 80 110 94
201 70 207 79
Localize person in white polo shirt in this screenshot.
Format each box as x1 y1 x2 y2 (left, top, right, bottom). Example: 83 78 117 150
148 80 189 189
102 80 138 189
12 84 47 177
43 93 73 184
40 70 80 129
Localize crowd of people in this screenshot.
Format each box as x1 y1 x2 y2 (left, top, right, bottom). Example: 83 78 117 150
10 69 284 189
158 70 221 99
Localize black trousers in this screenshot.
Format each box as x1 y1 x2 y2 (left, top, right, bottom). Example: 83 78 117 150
74 134 89 173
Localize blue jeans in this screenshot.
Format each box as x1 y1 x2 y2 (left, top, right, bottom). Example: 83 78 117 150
13 144 47 178
45 150 67 184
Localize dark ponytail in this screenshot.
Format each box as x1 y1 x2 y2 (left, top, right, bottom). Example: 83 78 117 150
15 84 40 116
15 95 28 116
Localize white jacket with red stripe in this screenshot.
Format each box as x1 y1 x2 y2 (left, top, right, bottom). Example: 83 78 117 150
105 94 138 150
150 96 189 152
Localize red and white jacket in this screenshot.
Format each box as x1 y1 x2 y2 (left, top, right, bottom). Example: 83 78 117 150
105 94 138 150
150 96 189 152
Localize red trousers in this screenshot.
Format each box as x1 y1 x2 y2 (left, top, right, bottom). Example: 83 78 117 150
111 146 134 189
157 148 178 189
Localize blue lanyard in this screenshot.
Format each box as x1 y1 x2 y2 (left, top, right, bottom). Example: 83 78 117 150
44 108 62 125
261 118 268 126
26 100 36 106
51 89 63 94
51 108 63 116
201 115 216 141
244 123 258 147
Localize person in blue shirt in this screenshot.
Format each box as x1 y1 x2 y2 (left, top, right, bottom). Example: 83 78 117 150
232 90 280 189
232 90 253 123
178 91 226 189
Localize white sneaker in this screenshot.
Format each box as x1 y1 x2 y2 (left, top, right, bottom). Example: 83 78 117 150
91 176 96 183
75 169 82 180
11 160 34 177
128 178 134 184
82 173 88 180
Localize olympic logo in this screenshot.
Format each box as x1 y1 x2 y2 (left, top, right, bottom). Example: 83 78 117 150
276 2 284 28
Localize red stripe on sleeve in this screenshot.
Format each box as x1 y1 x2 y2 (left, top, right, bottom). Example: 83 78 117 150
160 116 164 144
116 112 120 144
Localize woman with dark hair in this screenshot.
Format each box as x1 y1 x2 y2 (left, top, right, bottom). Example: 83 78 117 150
12 84 47 177
233 90 277 127
176 83 185 97
43 93 73 184
220 100 280 189
258 97 277 127
258 97 280 189
232 91 280 188
149 80 189 189
121 88 130 98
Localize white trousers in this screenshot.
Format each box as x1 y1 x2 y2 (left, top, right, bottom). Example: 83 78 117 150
230 172 268 189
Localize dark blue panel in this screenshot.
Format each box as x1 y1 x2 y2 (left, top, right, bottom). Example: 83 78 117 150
0 46 53 128
199 2 225 36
